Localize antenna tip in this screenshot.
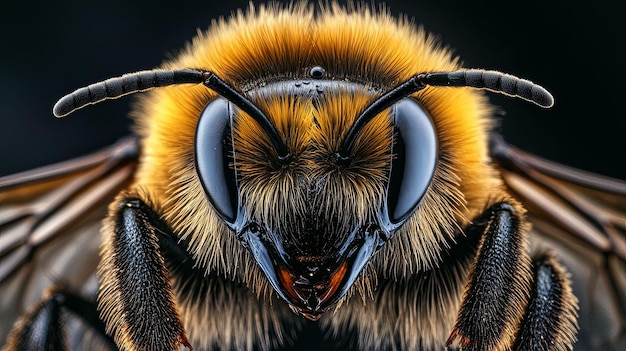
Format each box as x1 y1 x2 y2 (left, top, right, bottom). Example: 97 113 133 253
53 96 73 117
532 85 555 108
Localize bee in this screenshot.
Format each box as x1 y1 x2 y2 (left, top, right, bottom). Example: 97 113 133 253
1 2 625 351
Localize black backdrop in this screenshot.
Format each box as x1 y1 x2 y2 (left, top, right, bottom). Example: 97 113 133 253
0 1 624 350
1 0 624 179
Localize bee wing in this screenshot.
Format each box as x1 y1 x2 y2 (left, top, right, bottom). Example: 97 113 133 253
491 135 626 350
0 137 139 342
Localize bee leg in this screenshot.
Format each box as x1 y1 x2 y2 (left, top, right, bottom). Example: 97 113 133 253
98 195 191 351
447 202 532 350
513 253 578 350
3 286 116 351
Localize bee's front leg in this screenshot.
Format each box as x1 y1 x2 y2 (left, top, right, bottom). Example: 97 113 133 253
447 202 532 350
99 193 191 351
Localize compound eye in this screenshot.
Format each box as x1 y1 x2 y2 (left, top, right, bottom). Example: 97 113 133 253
385 98 437 227
195 98 239 224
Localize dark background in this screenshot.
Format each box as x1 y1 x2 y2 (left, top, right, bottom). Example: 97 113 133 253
0 1 623 349
0 1 624 179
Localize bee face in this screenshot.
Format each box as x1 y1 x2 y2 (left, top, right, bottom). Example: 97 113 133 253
193 74 439 317
119 4 474 320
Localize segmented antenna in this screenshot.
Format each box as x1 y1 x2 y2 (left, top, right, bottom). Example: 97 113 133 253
53 68 290 159
54 68 552 164
53 69 206 117
420 69 554 108
337 69 554 159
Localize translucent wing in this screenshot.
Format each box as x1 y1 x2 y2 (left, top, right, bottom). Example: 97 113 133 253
0 137 139 344
490 135 626 351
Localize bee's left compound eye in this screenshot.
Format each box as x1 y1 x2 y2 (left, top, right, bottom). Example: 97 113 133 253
384 99 438 229
195 98 239 225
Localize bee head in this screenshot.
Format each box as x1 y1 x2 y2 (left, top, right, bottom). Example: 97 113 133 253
195 67 441 319
54 65 552 319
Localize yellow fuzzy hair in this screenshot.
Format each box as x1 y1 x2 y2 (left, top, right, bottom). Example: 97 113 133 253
130 0 505 314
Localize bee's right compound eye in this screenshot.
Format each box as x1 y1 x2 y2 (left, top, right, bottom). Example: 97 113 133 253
195 98 239 225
